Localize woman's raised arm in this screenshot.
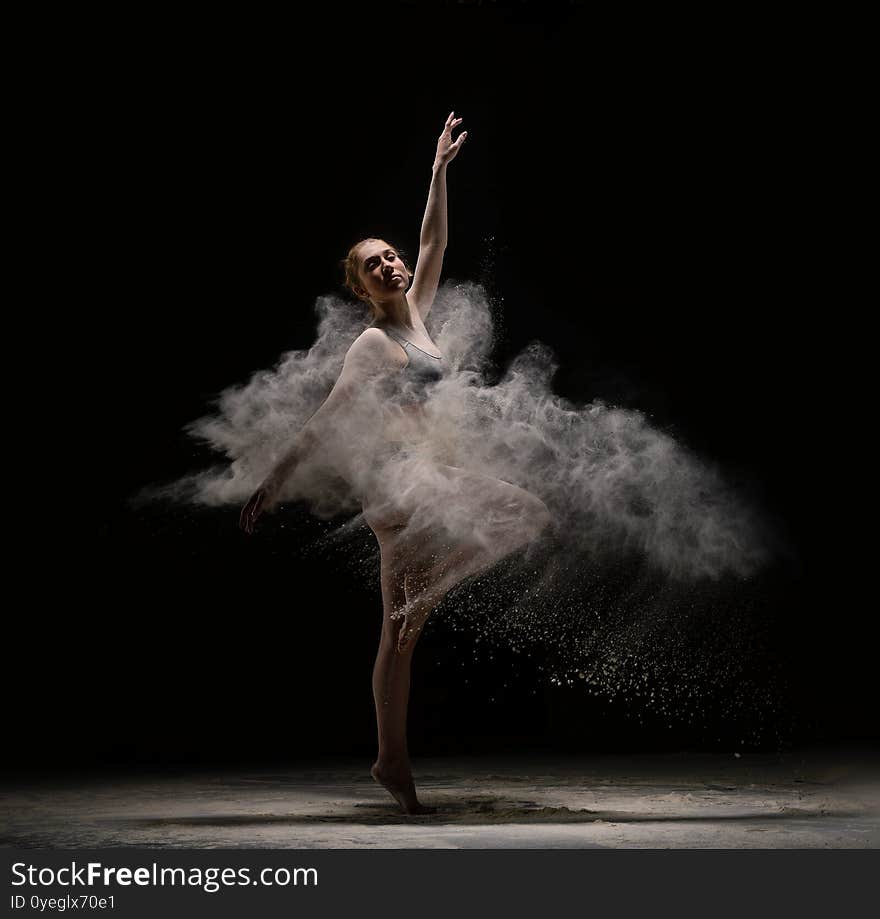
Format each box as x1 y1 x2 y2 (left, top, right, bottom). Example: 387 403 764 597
407 112 467 322
239 328 394 534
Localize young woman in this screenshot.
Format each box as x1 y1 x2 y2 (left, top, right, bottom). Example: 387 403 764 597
240 113 554 814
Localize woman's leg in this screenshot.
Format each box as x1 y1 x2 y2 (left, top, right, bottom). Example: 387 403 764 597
396 468 555 651
362 470 553 813
369 523 436 814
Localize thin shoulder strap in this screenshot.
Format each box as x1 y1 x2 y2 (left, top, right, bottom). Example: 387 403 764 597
380 327 409 350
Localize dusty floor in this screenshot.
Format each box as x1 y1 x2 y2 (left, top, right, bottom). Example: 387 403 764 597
2 751 877 848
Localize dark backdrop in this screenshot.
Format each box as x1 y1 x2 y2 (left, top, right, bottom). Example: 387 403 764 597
10 4 870 773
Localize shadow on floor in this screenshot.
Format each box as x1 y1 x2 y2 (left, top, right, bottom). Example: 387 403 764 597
116 796 862 827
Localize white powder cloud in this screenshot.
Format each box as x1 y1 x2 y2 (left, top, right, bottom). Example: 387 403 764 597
169 282 770 581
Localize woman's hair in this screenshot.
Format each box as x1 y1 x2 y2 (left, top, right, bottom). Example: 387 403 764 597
341 238 413 304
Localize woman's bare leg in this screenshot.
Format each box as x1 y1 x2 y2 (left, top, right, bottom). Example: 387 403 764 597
396 472 555 651
369 523 436 814
364 470 554 813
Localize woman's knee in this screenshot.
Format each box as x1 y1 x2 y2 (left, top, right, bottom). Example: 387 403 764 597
507 488 554 542
529 495 555 537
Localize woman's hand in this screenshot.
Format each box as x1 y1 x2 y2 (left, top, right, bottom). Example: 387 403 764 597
434 111 467 168
239 475 281 535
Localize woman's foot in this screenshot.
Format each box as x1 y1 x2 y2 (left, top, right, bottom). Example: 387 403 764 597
370 761 436 815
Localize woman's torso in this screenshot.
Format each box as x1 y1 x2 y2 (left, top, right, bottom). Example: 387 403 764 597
357 321 458 518
372 320 447 442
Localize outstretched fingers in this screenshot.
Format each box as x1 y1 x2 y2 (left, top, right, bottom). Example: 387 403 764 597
438 112 467 162
443 112 464 134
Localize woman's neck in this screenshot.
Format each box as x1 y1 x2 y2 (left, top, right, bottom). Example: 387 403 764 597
373 295 415 330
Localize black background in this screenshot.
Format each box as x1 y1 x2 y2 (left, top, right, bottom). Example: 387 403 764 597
10 3 871 773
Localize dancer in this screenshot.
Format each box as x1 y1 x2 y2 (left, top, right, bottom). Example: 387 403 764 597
239 113 554 814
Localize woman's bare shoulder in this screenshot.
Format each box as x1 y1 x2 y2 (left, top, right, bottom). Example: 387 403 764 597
348 327 406 367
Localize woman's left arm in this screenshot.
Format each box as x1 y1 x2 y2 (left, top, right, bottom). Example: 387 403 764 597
408 112 467 321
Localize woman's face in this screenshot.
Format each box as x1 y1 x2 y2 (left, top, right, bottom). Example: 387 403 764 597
356 240 409 301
